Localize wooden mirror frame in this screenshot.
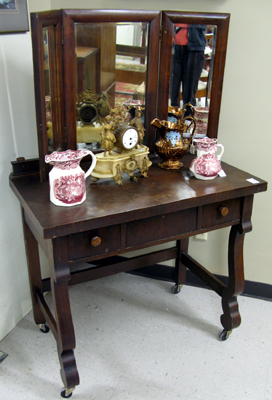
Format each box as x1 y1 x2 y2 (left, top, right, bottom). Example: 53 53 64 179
31 10 230 182
31 10 65 182
31 9 161 181
62 9 161 153
157 11 230 139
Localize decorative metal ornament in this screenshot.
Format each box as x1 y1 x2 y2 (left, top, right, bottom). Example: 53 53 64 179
151 104 196 170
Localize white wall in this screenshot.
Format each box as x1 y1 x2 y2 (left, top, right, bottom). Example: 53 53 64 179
0 32 37 339
0 0 271 340
0 0 51 341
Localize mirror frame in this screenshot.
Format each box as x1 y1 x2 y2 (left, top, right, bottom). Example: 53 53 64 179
31 9 230 182
31 10 65 182
158 11 230 139
62 9 161 153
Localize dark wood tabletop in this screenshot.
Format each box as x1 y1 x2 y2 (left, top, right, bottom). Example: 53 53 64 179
10 154 267 240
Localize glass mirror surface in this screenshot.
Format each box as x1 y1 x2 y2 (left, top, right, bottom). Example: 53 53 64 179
42 28 53 150
43 26 63 153
169 24 217 136
74 22 148 149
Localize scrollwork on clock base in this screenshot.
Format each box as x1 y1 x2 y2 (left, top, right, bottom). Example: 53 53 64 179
90 146 152 185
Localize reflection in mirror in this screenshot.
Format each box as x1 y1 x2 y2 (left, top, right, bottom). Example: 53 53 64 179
43 28 53 151
74 22 148 150
44 26 63 153
169 24 217 136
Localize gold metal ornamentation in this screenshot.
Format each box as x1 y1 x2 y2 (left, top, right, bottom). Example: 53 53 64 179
114 164 123 185
151 103 196 170
123 155 138 173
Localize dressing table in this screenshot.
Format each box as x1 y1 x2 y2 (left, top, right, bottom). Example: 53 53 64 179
10 9 267 398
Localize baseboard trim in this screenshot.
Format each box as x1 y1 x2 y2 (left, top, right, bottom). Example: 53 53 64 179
129 264 272 302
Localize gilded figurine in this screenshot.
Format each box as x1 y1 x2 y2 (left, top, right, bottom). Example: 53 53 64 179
97 92 111 118
100 115 116 156
130 109 145 146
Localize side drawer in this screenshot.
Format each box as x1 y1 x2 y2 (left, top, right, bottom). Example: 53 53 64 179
126 208 197 248
200 198 241 229
67 225 121 261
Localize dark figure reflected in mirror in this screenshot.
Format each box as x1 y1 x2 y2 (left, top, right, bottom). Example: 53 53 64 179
0 0 16 10
171 24 206 115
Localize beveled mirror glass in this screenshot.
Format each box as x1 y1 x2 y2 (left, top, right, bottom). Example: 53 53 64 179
158 11 230 139
62 9 161 153
169 24 216 136
73 21 149 149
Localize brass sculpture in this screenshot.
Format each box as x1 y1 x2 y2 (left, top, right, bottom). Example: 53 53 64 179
76 89 112 125
130 109 145 146
151 104 196 170
91 106 151 185
100 115 116 156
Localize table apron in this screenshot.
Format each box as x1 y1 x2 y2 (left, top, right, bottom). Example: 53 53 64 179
66 197 242 263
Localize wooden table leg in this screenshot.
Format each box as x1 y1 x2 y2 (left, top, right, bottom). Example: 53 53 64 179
173 238 189 293
220 195 253 339
21 207 45 325
51 237 80 392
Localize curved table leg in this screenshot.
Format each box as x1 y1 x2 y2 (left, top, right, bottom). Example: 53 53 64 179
51 238 80 391
221 224 245 333
220 196 253 335
51 279 79 390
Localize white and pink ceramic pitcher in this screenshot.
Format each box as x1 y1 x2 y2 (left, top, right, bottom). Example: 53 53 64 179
45 149 96 206
189 138 224 180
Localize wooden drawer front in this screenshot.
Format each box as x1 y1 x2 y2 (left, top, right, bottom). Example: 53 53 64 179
68 225 121 260
126 208 197 248
200 199 241 229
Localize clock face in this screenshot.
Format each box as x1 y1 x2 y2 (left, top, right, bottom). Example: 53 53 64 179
122 128 138 149
79 104 97 124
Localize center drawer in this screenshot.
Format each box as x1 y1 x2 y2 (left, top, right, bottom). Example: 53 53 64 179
125 208 197 248
67 224 121 261
200 198 241 229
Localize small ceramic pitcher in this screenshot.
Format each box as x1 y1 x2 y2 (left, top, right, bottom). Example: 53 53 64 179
189 138 224 180
45 149 97 206
194 107 209 135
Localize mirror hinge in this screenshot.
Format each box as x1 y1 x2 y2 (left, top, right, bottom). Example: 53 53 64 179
159 25 163 41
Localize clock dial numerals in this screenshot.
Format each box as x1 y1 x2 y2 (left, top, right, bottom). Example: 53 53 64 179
123 129 138 149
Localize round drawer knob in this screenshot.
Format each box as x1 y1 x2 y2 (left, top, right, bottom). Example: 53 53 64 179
91 236 101 247
220 207 229 217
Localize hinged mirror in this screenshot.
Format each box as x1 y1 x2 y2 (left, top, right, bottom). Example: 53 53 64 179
31 9 230 181
158 11 230 139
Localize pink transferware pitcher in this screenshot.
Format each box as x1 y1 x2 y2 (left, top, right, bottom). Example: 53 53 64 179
189 138 224 180
45 149 96 206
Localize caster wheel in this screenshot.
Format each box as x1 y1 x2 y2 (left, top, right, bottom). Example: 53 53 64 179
60 387 74 398
219 329 232 341
39 323 50 333
171 284 183 294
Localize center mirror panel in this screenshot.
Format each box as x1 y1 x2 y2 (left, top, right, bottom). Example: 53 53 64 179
62 10 161 153
74 22 148 150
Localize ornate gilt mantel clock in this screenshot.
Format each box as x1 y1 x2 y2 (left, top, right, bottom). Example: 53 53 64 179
91 114 152 185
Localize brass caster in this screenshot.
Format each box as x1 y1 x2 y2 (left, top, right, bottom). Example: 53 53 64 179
39 323 50 333
219 329 232 341
171 284 183 294
60 387 75 398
